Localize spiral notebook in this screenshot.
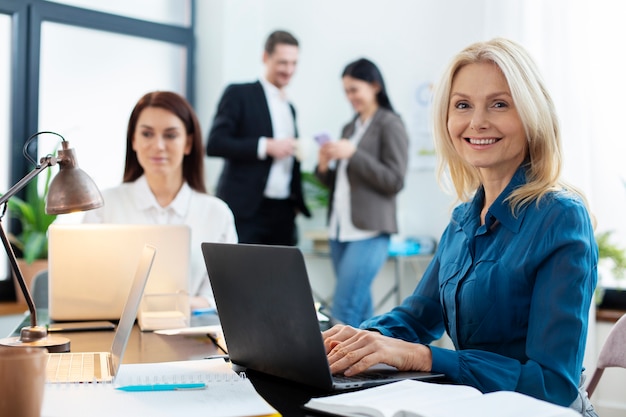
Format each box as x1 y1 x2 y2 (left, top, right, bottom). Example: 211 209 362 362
42 359 279 417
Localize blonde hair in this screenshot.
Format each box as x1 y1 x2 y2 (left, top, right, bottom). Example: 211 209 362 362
432 38 585 213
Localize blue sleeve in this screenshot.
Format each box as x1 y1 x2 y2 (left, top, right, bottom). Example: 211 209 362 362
360 226 450 343
362 198 596 408
430 201 597 407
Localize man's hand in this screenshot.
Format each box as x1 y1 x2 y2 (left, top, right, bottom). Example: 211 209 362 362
266 137 297 159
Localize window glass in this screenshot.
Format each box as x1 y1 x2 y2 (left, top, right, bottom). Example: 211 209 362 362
0 14 11 280
45 0 191 27
39 22 187 201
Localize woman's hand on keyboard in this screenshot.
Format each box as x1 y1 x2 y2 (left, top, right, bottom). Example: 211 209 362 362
322 324 432 377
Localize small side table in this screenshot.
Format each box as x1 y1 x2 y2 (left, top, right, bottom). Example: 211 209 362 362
376 237 436 309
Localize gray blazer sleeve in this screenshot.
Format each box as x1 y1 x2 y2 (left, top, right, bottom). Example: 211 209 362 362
343 108 409 234
347 109 409 196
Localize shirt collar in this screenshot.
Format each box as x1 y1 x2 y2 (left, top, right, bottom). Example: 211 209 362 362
484 164 529 233
131 175 191 217
260 77 286 100
355 115 373 131
462 163 529 234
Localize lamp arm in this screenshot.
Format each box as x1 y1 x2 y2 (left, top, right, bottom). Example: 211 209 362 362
0 158 56 207
0 157 56 328
0 223 37 327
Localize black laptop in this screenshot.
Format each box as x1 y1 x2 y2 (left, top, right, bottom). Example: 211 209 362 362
201 242 443 391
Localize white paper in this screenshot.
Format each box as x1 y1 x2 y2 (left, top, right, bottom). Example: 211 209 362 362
42 359 278 417
304 380 579 417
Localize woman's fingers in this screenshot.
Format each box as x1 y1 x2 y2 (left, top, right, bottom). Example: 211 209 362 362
325 328 433 375
326 329 381 374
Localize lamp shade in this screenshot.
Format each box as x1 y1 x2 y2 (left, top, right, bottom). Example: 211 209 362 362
45 142 103 215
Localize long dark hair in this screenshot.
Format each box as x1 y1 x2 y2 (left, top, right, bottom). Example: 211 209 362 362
342 58 394 112
123 91 206 193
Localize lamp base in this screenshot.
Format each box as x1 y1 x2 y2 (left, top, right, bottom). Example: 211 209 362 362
0 326 70 353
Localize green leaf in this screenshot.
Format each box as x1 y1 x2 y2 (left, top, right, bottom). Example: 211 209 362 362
4 168 58 262
23 232 48 263
596 231 626 279
301 171 329 210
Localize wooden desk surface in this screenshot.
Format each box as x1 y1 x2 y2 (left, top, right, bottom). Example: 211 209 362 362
0 301 26 315
7 310 221 363
65 326 220 363
8 311 345 416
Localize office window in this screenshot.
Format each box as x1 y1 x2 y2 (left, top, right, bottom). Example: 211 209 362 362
0 14 11 282
44 0 191 27
38 22 187 191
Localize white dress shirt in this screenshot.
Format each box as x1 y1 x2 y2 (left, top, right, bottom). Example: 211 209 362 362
328 117 379 242
258 77 295 199
82 176 238 305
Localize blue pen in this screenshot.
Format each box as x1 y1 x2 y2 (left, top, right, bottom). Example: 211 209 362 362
192 307 217 316
116 383 207 392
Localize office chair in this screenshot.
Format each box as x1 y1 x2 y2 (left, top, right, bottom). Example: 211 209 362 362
586 313 626 397
30 270 49 309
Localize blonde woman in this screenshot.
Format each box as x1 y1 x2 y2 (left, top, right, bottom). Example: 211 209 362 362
322 39 598 416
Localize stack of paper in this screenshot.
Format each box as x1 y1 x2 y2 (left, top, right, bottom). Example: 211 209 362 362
138 310 189 331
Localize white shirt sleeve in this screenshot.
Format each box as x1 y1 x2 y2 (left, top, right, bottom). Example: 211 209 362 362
257 136 268 160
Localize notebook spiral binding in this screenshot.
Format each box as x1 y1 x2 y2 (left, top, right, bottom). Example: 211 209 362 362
46 372 247 389
118 372 246 385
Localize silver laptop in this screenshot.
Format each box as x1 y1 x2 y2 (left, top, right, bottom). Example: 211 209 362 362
201 242 444 391
46 245 156 383
48 224 189 322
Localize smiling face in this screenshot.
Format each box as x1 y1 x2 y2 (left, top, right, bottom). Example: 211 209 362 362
263 43 299 89
342 75 380 117
132 106 191 180
447 61 528 181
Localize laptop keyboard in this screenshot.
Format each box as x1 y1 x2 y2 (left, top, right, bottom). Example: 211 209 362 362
47 352 102 382
333 372 394 383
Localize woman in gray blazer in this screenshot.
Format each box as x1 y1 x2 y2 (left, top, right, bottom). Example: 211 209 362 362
316 58 409 326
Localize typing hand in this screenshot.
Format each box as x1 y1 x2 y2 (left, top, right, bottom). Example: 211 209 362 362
323 324 433 376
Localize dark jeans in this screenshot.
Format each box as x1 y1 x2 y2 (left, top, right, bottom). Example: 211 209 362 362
235 198 297 246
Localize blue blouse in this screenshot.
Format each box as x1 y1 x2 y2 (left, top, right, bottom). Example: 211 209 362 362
360 166 598 407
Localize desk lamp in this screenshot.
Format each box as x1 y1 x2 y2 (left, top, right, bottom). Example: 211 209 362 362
0 131 103 352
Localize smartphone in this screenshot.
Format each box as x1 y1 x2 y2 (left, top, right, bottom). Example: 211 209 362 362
47 321 116 332
314 132 331 146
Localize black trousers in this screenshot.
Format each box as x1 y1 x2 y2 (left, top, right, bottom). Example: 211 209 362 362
235 198 297 246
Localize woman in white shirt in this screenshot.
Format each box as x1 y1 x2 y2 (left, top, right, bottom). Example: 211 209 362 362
83 91 237 309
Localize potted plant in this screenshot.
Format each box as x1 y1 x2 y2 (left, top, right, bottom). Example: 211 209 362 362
5 170 56 302
301 171 329 211
595 231 626 308
300 171 330 253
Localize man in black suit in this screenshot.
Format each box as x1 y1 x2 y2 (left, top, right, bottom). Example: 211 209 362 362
207 30 310 245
